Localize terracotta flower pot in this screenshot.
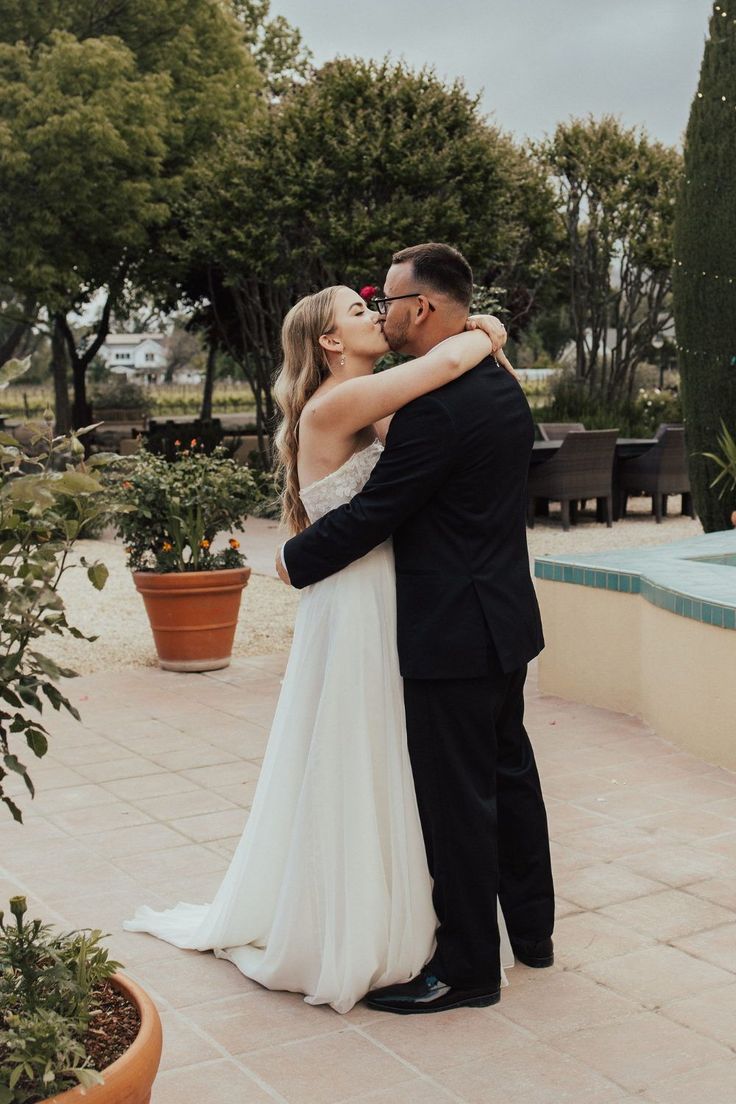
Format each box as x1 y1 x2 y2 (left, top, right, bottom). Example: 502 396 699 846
47 973 162 1104
133 566 251 672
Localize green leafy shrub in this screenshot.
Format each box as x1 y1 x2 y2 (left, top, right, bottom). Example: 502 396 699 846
536 373 683 436
702 421 736 511
0 362 113 822
0 896 121 1102
107 444 266 572
91 378 150 414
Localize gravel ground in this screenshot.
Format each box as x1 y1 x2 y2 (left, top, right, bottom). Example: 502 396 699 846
42 497 702 676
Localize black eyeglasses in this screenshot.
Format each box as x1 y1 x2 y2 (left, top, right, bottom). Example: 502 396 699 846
371 293 436 317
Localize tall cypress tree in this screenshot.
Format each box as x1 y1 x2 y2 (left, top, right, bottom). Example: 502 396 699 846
673 2 736 532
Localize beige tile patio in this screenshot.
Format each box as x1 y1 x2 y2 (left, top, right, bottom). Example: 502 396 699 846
640 1059 736 1104
497 970 643 1039
152 1058 277 1104
48 800 153 836
184 989 339 1054
600 888 734 941
671 923 736 973
660 981 736 1048
552 1011 731 1093
558 862 661 910
361 1004 530 1072
243 1030 418 1104
85 821 188 857
133 788 237 821
170 808 248 843
75 755 164 783
685 875 736 911
613 842 733 887
433 1040 626 1104
340 1080 463 1103
581 942 734 1007
154 1009 222 1071
139 952 259 1008
554 911 654 969
104 771 201 801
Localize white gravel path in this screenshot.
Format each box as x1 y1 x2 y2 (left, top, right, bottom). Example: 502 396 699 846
42 498 702 677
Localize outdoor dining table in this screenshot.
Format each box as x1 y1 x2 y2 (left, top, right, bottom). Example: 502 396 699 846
529 437 658 521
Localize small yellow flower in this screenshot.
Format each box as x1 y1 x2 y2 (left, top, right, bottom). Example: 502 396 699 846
200 539 210 549
162 541 173 552
228 538 240 550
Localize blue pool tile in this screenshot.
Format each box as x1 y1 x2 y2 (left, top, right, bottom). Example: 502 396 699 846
595 571 607 589
724 608 736 630
618 575 630 593
584 570 596 587
572 567 585 585
675 595 684 616
553 564 563 581
711 606 724 628
683 598 692 618
563 566 574 583
702 604 712 624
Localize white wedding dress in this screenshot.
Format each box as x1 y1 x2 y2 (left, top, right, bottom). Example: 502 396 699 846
124 439 512 1013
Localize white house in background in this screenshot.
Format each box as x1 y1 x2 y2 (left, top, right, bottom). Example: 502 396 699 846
98 333 168 382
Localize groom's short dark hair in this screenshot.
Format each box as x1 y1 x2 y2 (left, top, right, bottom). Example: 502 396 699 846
392 243 473 309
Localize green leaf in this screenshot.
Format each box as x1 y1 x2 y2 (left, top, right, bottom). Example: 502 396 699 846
87 562 109 591
28 651 62 679
2 794 23 822
26 728 49 757
4 753 27 776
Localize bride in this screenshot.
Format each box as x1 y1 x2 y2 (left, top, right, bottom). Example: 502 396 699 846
124 285 514 1013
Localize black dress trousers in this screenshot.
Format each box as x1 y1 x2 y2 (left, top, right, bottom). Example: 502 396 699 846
403 651 555 989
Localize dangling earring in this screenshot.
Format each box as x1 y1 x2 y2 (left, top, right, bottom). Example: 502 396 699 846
339 353 346 368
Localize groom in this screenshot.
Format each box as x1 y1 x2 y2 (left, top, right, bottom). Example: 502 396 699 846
277 242 555 1013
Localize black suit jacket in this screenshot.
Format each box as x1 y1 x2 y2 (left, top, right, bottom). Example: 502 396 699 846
283 355 544 679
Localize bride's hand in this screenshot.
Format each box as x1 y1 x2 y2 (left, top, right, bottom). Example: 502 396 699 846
465 314 507 353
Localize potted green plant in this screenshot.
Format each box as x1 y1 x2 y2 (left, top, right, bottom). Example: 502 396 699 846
108 442 263 671
0 896 162 1104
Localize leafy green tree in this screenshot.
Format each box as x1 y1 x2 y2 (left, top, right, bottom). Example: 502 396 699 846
673 2 736 532
0 2 262 430
543 115 681 403
180 58 560 458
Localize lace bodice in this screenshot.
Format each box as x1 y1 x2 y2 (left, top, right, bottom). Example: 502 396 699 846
299 439 384 522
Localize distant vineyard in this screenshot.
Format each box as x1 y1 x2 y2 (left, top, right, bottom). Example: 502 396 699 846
0 383 257 418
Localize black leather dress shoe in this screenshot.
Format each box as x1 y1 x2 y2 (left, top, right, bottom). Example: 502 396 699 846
511 936 554 968
365 968 500 1015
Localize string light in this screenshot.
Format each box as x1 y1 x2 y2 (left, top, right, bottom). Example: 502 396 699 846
674 344 736 365
672 259 736 284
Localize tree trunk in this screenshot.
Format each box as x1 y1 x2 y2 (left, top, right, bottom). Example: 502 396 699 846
199 342 217 420
71 358 93 429
51 316 71 434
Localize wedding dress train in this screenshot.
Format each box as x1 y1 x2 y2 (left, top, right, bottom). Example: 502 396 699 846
124 440 512 1012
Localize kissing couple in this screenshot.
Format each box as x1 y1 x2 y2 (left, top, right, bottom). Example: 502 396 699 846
125 242 555 1015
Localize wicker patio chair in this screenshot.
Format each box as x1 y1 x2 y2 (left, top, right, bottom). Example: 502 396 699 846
618 426 694 523
537 422 586 440
527 429 618 531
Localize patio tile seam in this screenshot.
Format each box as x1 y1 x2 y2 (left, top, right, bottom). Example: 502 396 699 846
347 1024 475 1103
146 1000 292 1104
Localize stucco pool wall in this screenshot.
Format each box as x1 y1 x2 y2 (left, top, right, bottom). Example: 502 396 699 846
534 530 736 769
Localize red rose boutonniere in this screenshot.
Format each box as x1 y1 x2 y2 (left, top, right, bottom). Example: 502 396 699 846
359 285 378 303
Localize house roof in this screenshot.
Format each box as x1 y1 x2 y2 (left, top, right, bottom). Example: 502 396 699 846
103 333 166 346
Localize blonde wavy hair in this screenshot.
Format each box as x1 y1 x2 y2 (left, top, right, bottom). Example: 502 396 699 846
273 286 342 533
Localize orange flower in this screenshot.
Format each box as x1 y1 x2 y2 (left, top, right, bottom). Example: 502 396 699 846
174 439 181 446
124 546 132 554
200 539 210 549
122 480 132 489
190 438 198 447
162 541 173 552
229 538 240 549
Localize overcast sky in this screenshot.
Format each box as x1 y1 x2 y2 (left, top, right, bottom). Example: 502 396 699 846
270 0 713 148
